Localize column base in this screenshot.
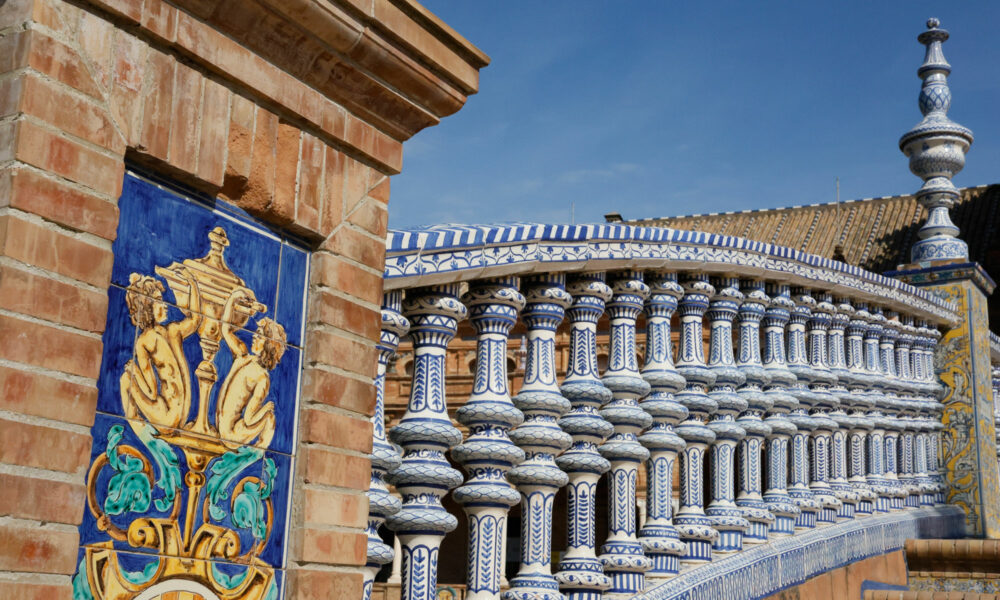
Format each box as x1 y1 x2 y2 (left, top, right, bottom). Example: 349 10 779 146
504 574 563 600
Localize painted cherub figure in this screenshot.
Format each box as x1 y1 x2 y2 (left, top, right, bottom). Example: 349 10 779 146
120 269 202 430
216 287 287 449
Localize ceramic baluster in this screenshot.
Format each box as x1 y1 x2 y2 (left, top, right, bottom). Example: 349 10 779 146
864 308 892 513
364 292 408 600
895 317 920 509
786 289 820 529
388 286 467 600
761 283 800 537
845 303 876 517
673 275 720 564
805 292 841 525
734 280 775 544
505 275 573 600
827 298 858 520
914 321 940 506
880 312 905 511
637 272 688 579
453 278 527 600
598 271 653 596
926 326 946 504
555 274 614 600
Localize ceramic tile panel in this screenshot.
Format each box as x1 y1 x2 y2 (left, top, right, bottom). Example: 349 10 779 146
74 172 309 600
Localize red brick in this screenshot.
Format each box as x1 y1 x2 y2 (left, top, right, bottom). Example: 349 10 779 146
300 407 372 453
308 290 380 340
306 328 378 380
90 0 141 23
303 487 367 528
0 365 97 427
138 50 176 161
0 417 91 475
27 31 103 100
299 445 370 490
295 133 324 235
6 167 119 240
0 263 109 332
343 155 370 215
321 225 386 268
167 62 203 175
285 568 363 600
225 94 255 184
368 175 389 204
77 11 115 92
311 252 383 305
346 197 389 237
109 31 146 144
142 0 178 42
0 312 104 379
0 0 33 33
320 146 345 235
301 367 375 415
196 78 229 186
272 122 300 226
0 471 86 524
0 72 24 117
0 214 114 288
0 523 79 574
20 74 123 153
295 527 366 566
0 28 30 74
0 581 73 600
238 107 277 215
14 120 124 198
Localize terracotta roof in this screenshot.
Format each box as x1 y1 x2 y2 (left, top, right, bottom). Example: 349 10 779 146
630 184 1000 277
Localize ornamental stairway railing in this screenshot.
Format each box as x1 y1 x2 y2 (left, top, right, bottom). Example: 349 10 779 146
364 223 965 600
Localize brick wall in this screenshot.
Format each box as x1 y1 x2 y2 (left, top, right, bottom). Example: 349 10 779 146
0 0 487 598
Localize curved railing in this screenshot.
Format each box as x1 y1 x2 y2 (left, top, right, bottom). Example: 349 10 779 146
365 223 964 600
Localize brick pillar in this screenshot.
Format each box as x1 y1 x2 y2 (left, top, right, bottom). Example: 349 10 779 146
892 263 1000 538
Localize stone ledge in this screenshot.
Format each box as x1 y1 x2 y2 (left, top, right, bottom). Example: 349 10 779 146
636 506 966 600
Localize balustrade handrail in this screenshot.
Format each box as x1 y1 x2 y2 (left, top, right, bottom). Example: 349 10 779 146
383 223 958 327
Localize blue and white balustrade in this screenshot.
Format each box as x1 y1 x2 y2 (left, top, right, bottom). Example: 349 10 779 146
637 272 688 578
705 277 749 552
827 298 859 521
506 275 574 600
879 312 906 511
760 284 801 537
733 280 775 545
364 292 408 600
556 274 615 600
805 292 842 525
453 278 526 600
864 307 893 513
845 302 877 517
598 271 653 596
387 286 467 600
673 275 719 564
786 289 820 529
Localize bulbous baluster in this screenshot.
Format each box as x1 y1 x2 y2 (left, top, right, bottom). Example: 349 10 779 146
638 273 688 579
598 271 653 596
805 292 841 525
705 276 748 553
895 317 920 510
845 303 876 517
673 275 719 565
556 274 614 600
864 308 892 513
364 292 408 600
880 312 905 511
786 289 820 529
388 286 467 600
913 321 939 506
827 298 858 521
506 275 573 600
925 326 946 504
734 279 774 544
453 278 526 600
761 284 800 537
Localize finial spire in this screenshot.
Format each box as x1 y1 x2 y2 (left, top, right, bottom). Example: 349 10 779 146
899 18 974 264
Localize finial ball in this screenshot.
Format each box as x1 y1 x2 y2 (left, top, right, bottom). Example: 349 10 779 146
926 18 940 29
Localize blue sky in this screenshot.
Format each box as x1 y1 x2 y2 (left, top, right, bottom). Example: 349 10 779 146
388 2 1000 228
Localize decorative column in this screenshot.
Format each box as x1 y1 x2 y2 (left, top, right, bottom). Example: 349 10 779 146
388 286 467 600
637 273 688 579
556 273 614 600
805 292 841 525
673 275 719 565
827 298 858 520
364 292 408 600
734 279 774 544
705 277 749 553
864 308 892 513
911 320 936 507
915 321 945 506
761 284 800 536
786 289 820 529
598 271 653 596
845 303 876 517
506 275 573 600
453 278 526 600
880 312 905 511
895 317 920 509
899 18 974 264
